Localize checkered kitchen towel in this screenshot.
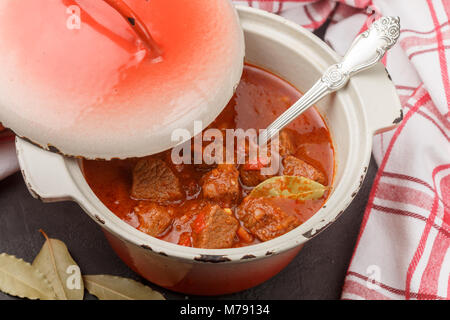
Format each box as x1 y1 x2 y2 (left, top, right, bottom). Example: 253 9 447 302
0 0 448 300
234 0 449 300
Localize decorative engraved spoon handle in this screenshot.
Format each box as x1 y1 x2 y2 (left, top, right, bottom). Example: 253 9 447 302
259 16 401 145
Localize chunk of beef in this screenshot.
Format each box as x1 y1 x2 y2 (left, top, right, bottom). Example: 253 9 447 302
192 204 239 248
239 130 294 187
131 157 183 202
282 155 326 185
237 197 301 242
239 147 277 187
135 202 174 237
201 164 240 205
278 129 296 157
239 165 275 187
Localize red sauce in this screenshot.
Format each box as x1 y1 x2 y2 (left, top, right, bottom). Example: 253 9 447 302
83 65 335 247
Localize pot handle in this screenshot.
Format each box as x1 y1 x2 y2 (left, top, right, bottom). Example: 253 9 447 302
353 63 403 134
16 137 79 202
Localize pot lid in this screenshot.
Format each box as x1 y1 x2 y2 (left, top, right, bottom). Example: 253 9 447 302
0 0 244 159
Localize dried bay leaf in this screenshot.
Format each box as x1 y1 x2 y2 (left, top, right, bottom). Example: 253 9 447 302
0 253 56 300
250 175 327 201
84 275 165 300
32 231 84 300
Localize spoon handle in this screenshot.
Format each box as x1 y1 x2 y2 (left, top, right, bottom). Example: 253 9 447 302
260 16 401 145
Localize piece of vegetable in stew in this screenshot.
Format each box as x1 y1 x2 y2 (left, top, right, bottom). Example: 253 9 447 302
83 64 334 249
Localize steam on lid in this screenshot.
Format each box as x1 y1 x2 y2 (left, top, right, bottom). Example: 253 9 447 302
0 0 244 159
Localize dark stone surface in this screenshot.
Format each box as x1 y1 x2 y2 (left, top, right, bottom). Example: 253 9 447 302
0 157 377 300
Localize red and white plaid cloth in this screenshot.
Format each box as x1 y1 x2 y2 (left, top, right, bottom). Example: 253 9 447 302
234 0 449 300
0 0 448 300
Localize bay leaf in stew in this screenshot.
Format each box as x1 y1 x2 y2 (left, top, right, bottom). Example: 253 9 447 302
249 176 327 201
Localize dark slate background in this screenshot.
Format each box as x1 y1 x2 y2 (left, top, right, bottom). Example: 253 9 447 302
0 24 378 300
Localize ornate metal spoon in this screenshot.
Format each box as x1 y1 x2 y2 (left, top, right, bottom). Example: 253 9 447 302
259 16 401 145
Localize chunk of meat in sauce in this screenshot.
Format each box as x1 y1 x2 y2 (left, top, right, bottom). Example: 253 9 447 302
239 165 275 187
131 157 183 202
135 202 174 237
239 129 295 187
239 146 276 187
278 129 297 157
192 204 239 249
238 197 301 242
201 164 240 205
282 155 326 185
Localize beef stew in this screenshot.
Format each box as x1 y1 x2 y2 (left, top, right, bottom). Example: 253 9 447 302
83 64 334 249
